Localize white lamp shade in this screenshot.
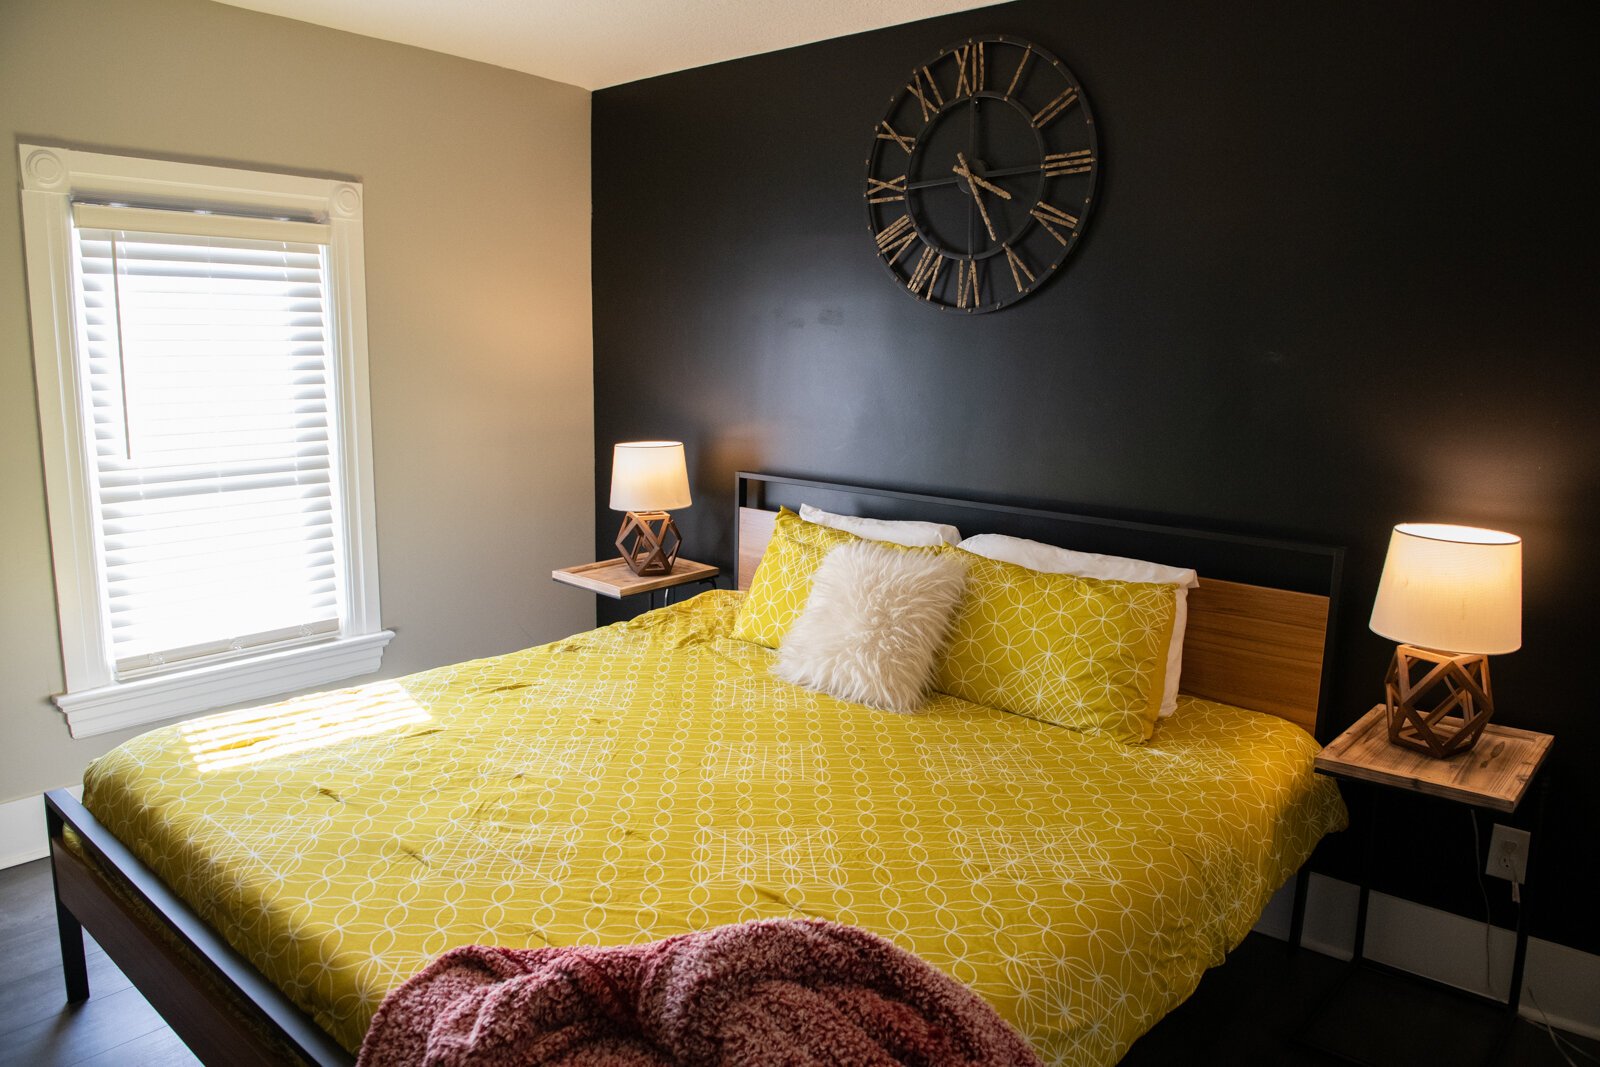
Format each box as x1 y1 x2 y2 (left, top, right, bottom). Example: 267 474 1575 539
1369 523 1522 654
609 441 692 512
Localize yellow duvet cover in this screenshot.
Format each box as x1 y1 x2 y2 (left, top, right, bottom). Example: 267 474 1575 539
83 590 1345 1066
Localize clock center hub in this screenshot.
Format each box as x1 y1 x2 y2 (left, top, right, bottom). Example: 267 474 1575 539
956 159 990 196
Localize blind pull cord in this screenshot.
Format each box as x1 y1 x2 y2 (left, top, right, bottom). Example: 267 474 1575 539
108 236 135 462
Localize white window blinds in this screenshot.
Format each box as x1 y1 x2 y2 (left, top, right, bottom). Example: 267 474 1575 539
70 207 347 677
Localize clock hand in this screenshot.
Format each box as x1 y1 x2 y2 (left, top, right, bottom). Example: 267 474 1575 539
955 151 1000 242
967 172 1013 199
909 163 1039 191
952 157 1014 200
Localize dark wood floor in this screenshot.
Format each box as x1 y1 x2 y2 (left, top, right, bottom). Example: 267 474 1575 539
0 860 198 1067
1 857 1594 1065
1122 929 1600 1066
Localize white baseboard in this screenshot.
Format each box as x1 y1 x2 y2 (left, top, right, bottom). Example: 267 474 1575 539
0 786 82 868
1256 872 1600 1041
3 800 1592 1040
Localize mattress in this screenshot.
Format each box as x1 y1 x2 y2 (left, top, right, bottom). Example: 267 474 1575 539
83 590 1346 1066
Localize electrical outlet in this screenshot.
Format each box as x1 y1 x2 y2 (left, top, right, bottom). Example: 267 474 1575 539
1487 824 1530 883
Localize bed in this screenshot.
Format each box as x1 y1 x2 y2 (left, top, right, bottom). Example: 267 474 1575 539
45 472 1348 1066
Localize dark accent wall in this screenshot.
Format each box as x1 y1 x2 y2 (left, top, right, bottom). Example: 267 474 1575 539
594 0 1597 954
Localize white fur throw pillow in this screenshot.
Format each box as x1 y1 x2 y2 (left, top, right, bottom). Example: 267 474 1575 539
775 541 968 713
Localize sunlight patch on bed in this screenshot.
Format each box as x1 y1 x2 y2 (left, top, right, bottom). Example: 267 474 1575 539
181 681 431 772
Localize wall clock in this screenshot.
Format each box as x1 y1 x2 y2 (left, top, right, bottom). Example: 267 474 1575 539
864 35 1099 313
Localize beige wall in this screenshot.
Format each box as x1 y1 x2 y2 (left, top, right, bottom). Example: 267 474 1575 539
0 0 594 802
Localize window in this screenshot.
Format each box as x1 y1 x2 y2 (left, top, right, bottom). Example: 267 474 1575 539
19 145 390 739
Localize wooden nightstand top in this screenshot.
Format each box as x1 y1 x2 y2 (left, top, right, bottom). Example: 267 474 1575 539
1315 704 1553 813
552 557 719 600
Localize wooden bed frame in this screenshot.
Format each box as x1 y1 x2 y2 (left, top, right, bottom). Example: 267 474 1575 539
43 471 1344 1066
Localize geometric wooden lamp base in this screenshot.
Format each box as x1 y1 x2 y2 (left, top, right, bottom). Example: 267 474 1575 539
616 510 682 576
1383 644 1495 759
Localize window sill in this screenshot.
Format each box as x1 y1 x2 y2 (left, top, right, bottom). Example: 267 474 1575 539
53 630 395 739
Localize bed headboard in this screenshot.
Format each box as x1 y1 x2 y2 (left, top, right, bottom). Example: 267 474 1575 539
734 473 1343 740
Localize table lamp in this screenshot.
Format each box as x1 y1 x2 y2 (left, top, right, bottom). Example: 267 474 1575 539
610 441 692 576
1369 523 1522 758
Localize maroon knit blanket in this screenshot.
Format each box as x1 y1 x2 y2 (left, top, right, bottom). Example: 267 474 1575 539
356 918 1041 1067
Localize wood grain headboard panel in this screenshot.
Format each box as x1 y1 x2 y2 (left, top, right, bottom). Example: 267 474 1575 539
1180 578 1326 736
737 495 1333 738
736 506 778 590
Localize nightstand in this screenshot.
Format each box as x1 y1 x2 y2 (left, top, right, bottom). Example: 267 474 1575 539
552 557 720 610
1306 705 1554 1063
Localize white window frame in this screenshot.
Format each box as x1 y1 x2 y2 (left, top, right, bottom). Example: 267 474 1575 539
19 144 391 739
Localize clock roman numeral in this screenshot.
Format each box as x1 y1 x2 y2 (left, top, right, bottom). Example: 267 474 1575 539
1005 48 1033 99
907 244 944 299
1043 149 1095 176
876 120 916 155
956 259 981 309
1002 245 1036 293
874 214 917 264
953 43 984 97
865 175 907 203
1030 200 1080 244
906 68 943 123
1031 87 1080 128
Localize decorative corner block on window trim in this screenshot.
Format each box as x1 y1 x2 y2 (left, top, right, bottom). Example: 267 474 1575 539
53 630 395 740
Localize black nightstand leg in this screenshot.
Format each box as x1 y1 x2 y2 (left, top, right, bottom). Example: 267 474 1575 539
1352 783 1377 963
1507 890 1529 1016
1505 770 1551 1015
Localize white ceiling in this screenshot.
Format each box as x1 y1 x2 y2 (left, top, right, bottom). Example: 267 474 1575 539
210 0 1009 90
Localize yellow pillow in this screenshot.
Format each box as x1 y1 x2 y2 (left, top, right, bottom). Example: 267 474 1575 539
730 508 860 648
934 550 1177 743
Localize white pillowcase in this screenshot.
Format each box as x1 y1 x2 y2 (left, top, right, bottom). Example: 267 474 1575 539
775 541 968 713
799 503 961 548
957 533 1199 719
